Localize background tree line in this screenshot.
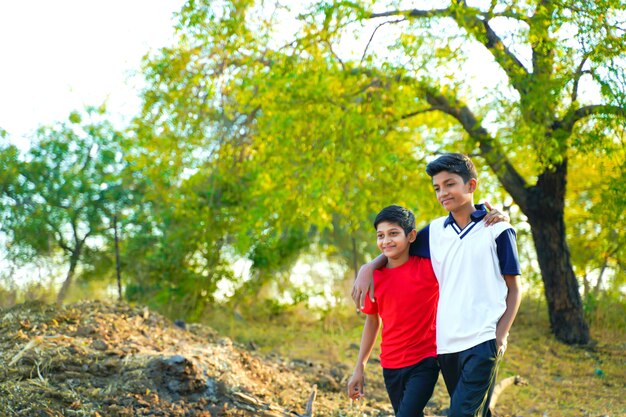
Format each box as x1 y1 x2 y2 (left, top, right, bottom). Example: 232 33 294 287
0 0 624 345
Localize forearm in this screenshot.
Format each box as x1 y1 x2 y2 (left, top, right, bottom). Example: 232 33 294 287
352 254 387 307
497 276 522 340
355 315 381 369
359 254 387 274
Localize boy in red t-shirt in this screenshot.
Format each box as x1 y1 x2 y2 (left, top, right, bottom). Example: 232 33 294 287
347 205 439 416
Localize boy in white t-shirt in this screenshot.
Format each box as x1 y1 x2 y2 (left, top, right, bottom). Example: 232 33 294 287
353 153 521 416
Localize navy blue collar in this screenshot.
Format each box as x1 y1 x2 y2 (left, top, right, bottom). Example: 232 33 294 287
444 204 488 228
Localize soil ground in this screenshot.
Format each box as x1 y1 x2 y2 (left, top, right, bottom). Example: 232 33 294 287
0 300 624 416
0 301 389 417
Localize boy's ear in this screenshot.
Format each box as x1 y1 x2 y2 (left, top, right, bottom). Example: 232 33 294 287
408 229 417 243
467 178 477 193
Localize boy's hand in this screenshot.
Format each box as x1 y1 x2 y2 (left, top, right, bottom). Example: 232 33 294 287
496 331 509 355
483 201 510 226
351 265 375 310
347 368 365 400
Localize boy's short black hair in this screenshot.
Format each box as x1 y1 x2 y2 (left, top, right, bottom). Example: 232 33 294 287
374 205 416 235
426 153 477 183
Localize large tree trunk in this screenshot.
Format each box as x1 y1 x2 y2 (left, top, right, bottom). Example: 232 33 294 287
425 84 592 345
523 161 590 344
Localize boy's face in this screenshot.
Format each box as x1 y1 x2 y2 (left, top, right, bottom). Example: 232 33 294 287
432 171 476 212
376 221 416 260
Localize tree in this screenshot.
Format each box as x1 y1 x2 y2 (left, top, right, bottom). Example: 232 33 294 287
342 0 626 344
138 0 625 344
0 108 128 304
119 169 240 319
566 148 626 298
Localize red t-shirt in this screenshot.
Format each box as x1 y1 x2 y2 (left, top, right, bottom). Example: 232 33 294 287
361 256 438 369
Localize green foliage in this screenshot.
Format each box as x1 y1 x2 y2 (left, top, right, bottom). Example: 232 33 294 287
5 0 624 318
126 0 450 313
249 228 310 272
116 159 248 318
130 0 625 311
566 139 626 294
583 291 626 337
0 108 128 302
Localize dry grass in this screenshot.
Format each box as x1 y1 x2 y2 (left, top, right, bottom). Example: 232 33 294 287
496 299 625 416
203 297 626 417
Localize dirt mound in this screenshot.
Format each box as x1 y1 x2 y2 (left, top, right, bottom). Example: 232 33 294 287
0 301 388 416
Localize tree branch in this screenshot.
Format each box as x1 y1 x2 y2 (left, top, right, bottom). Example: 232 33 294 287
571 55 589 104
529 1 556 80
488 11 529 21
369 8 450 19
368 5 530 95
325 39 346 71
45 218 72 254
70 212 83 248
559 104 626 132
422 89 530 211
452 5 529 94
371 4 528 21
360 18 406 65
399 107 441 120
80 144 96 173
480 18 529 90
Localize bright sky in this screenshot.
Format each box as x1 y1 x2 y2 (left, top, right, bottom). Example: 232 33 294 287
0 0 186 150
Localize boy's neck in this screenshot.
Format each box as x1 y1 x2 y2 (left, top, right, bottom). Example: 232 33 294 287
450 201 476 229
386 252 410 269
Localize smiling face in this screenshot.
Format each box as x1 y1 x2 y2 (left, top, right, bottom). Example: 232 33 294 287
432 171 477 213
376 221 416 266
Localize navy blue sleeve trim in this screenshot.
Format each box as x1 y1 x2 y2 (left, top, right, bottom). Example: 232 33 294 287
495 228 521 275
410 224 430 258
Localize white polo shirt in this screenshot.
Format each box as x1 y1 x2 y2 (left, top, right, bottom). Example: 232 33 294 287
427 211 520 354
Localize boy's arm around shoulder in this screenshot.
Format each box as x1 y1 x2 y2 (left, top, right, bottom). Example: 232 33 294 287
351 225 430 309
483 201 510 226
347 314 381 400
351 254 386 309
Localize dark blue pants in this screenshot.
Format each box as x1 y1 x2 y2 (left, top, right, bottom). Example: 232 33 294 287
382 357 439 417
438 339 501 417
